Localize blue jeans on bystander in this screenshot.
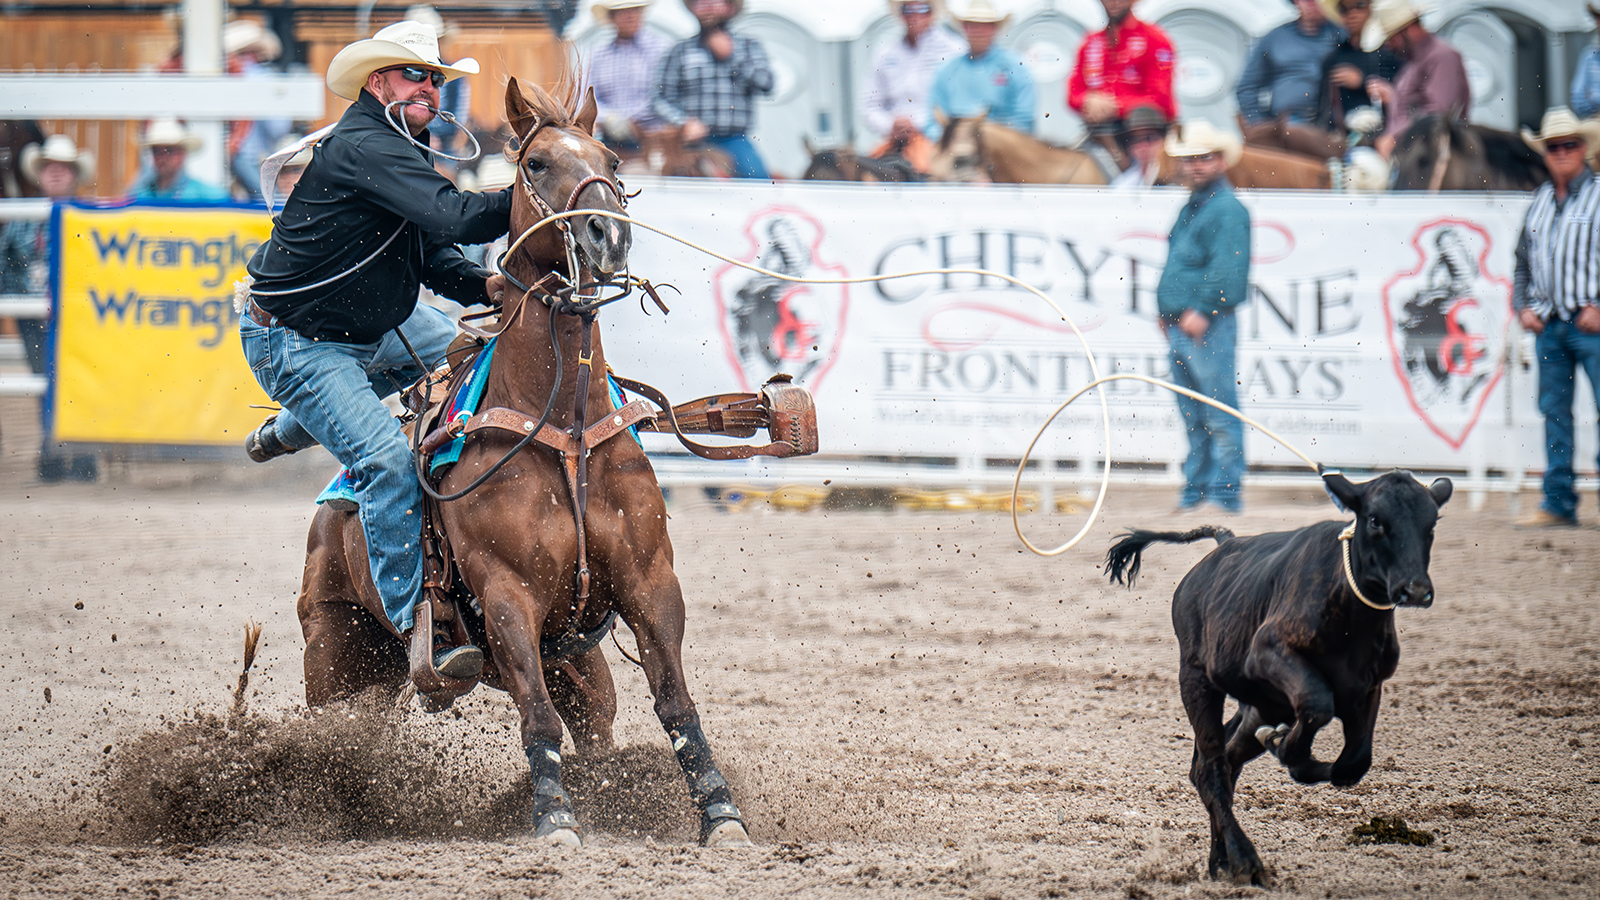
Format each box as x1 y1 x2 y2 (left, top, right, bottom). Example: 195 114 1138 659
1535 318 1600 521
705 133 769 180
239 304 454 633
1167 312 1245 511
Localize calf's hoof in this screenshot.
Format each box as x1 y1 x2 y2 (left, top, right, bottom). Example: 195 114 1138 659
1254 723 1289 752
704 818 754 849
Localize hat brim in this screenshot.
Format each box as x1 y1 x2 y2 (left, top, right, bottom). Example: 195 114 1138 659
140 134 203 152
1165 135 1244 167
594 0 651 17
326 39 479 101
1522 120 1600 156
952 14 1009 25
1361 10 1424 53
19 143 95 185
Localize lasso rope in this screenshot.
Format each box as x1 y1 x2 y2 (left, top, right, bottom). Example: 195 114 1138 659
500 207 1324 556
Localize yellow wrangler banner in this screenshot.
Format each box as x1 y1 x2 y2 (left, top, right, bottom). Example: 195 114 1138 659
52 203 272 445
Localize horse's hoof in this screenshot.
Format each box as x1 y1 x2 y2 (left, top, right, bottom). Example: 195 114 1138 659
704 819 753 849
534 808 582 848
1254 723 1289 751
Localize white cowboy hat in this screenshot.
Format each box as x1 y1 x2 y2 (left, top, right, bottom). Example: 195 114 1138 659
1521 107 1600 154
325 21 480 102
594 0 651 19
140 118 203 152
1164 119 1244 166
949 0 1008 25
224 19 282 61
19 134 94 184
1361 0 1428 53
404 5 454 39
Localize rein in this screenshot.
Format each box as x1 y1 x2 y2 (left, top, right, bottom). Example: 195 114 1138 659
1338 522 1394 611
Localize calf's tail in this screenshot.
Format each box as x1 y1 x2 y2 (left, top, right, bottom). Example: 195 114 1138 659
1103 526 1234 588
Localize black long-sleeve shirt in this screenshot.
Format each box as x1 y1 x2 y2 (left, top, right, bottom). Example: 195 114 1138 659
247 90 511 344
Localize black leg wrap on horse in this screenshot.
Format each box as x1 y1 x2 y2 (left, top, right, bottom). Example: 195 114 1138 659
526 741 578 837
666 717 743 840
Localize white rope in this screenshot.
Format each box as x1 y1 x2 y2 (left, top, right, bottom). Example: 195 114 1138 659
499 207 1325 558
1338 521 1392 610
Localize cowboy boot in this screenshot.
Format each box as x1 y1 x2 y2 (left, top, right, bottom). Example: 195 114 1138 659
245 414 298 463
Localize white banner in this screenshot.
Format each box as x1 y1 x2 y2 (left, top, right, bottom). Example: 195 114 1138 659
604 180 1588 479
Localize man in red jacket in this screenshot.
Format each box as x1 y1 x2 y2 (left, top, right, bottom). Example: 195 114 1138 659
1067 0 1177 168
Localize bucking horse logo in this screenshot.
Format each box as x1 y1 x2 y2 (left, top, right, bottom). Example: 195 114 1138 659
1381 219 1510 450
711 207 849 393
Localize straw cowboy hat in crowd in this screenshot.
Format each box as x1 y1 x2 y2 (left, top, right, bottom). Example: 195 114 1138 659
950 0 1009 26
594 0 651 21
19 134 94 184
140 118 204 152
1521 107 1600 155
1165 119 1244 166
224 19 282 61
1361 0 1429 53
325 20 480 102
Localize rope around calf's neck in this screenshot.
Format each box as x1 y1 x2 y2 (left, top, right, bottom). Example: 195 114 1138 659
500 207 1326 557
1338 521 1393 610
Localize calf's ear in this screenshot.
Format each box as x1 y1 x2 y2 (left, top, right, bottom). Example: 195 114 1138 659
1319 466 1362 513
1428 477 1453 508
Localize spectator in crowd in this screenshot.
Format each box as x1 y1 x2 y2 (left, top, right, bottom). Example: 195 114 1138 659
406 5 474 167
1109 105 1167 188
926 0 1035 138
127 119 230 201
2 134 99 482
1156 121 1251 514
652 0 775 179
1067 0 1176 169
1362 0 1469 159
1316 0 1401 134
1512 108 1600 528
861 0 965 173
1235 0 1342 132
1570 3 1600 120
226 18 291 198
588 0 670 151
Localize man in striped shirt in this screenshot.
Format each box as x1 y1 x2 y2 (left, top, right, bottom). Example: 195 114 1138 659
651 0 774 178
1513 108 1600 528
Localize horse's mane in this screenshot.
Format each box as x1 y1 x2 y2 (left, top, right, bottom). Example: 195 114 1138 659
516 67 584 127
1478 126 1549 190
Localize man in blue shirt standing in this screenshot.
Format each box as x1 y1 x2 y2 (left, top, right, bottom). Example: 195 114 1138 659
1571 4 1600 120
126 119 230 201
926 0 1035 137
1157 120 1252 514
1235 0 1342 129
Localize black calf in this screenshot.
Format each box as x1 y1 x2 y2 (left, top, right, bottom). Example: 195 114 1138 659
1104 470 1452 886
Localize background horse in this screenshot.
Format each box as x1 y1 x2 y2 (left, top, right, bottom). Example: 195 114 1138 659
1240 116 1346 161
0 120 46 198
801 141 919 183
928 116 1108 185
1153 142 1331 190
1390 113 1548 191
295 76 752 850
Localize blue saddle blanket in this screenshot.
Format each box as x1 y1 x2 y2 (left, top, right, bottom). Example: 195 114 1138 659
316 340 639 508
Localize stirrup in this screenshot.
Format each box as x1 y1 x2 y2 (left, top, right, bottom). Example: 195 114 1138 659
245 414 298 463
432 641 484 681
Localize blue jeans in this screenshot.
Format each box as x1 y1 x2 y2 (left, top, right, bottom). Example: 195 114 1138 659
705 133 769 180
1535 318 1600 520
240 304 455 633
1167 312 1245 510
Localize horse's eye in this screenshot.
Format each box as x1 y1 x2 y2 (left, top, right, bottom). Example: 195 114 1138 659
610 157 621 172
526 157 547 174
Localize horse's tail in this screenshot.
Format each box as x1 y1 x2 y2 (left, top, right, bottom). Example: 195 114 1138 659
1104 526 1234 588
229 620 264 728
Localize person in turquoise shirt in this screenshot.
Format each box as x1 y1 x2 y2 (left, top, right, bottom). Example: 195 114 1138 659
925 0 1035 138
1156 120 1251 514
126 118 230 201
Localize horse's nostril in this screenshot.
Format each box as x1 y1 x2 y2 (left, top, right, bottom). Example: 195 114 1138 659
587 217 606 245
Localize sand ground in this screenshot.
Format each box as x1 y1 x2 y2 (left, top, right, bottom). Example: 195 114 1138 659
1 396 1597 899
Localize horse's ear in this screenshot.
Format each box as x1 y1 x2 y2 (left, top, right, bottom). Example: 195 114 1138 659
574 85 599 135
505 77 533 131
974 109 989 123
803 137 816 157
933 107 949 129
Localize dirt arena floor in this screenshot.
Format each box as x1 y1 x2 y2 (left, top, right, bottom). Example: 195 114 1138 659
2 398 1598 898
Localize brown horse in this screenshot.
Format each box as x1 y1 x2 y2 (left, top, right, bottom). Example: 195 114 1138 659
1390 113 1547 191
295 76 753 849
928 116 1108 185
0 121 46 198
801 141 919 183
1153 143 1331 190
1240 116 1346 162
633 126 736 178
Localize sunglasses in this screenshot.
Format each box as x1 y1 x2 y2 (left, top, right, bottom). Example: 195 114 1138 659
901 2 932 13
1547 140 1585 154
386 66 446 88
1127 131 1165 145
1340 1 1370 11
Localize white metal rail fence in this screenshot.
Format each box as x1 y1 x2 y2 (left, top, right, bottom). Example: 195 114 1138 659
0 198 51 399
